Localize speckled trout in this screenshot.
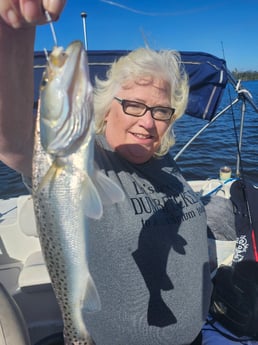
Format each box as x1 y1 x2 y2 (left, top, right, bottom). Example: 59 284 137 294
32 41 124 345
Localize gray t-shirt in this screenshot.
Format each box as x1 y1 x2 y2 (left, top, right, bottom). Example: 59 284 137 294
85 135 212 345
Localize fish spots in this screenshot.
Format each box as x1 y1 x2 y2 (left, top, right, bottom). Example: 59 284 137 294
64 325 95 345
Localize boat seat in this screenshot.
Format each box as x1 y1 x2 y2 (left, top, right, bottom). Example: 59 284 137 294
16 197 52 292
18 251 51 292
0 283 31 345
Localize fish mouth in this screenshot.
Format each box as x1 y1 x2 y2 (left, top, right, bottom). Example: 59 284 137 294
49 40 84 69
45 41 85 88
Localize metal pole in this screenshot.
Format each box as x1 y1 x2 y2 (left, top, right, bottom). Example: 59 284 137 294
81 12 88 50
174 98 240 161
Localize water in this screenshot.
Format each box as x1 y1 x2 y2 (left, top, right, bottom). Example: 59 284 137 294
171 80 258 183
0 81 257 199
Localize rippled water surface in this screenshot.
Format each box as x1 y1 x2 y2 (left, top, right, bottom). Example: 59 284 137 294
171 80 258 183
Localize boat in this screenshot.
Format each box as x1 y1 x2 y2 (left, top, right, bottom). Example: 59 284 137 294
0 48 258 345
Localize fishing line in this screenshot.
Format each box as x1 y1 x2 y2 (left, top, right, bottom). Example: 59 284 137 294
45 10 58 47
99 0 214 16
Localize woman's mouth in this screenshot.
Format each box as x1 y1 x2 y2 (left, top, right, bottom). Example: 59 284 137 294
131 132 153 140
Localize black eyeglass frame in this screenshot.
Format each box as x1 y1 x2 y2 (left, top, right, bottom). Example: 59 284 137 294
114 97 175 121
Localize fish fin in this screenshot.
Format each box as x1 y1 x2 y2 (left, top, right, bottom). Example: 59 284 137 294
36 160 63 193
93 170 125 205
83 274 101 312
81 174 103 220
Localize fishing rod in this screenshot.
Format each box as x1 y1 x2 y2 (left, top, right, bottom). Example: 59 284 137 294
81 12 88 50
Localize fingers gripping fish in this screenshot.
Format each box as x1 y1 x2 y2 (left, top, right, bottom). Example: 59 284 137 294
32 41 124 345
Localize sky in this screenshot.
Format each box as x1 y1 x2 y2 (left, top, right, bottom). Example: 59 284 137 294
35 0 258 71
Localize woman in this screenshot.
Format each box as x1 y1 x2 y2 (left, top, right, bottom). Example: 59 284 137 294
0 1 211 344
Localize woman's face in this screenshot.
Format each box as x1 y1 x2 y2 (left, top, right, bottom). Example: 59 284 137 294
104 78 172 164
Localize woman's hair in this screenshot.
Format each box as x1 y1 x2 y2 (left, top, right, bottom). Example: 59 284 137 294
94 47 189 156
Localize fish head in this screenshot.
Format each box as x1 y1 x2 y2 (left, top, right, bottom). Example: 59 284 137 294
39 40 93 156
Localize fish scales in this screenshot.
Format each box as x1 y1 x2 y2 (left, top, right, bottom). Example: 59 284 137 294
32 41 124 345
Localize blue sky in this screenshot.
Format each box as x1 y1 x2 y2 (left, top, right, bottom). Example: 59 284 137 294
35 0 258 71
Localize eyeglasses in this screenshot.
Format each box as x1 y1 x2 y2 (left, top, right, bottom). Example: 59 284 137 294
114 97 175 121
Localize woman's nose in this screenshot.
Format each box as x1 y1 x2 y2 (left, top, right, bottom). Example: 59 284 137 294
138 110 155 128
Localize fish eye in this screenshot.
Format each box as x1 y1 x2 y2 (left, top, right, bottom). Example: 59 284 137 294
41 77 49 88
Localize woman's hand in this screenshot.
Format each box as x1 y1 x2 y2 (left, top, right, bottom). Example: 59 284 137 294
0 0 66 28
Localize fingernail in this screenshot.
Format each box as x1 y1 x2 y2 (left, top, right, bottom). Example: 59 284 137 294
23 0 38 22
7 9 20 28
46 0 66 16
